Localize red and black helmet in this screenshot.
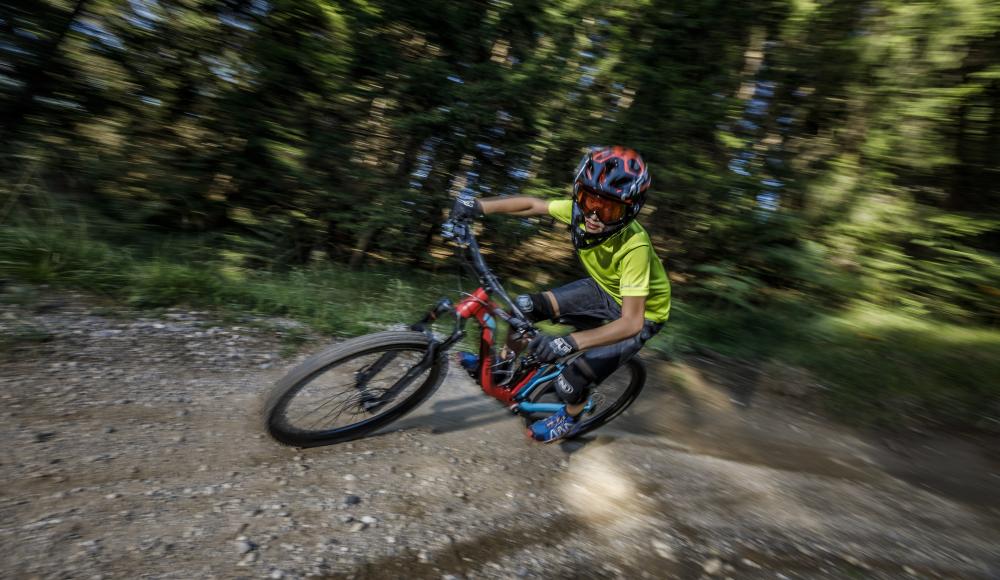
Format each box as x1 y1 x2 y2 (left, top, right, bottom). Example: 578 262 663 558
570 146 651 249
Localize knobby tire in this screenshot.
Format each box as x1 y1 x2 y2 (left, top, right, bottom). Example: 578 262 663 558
263 331 448 447
527 357 646 438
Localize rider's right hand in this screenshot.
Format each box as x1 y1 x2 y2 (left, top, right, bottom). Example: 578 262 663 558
528 333 578 363
450 195 483 222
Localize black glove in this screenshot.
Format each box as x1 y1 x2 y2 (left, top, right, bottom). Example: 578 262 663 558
451 195 483 222
528 333 578 363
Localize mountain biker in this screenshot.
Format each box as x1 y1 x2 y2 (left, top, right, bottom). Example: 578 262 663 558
450 146 671 443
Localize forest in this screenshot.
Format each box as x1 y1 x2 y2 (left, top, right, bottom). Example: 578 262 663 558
3 0 999 429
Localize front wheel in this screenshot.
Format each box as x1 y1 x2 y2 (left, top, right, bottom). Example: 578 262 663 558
263 331 448 447
526 357 646 438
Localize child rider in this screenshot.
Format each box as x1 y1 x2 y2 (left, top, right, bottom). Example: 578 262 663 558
450 146 671 443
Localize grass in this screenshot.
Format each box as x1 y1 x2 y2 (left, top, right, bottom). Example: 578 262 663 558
649 298 1000 432
782 304 1000 431
3 223 998 432
0 225 459 338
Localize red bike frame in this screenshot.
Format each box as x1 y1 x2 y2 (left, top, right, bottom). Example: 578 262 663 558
452 287 539 404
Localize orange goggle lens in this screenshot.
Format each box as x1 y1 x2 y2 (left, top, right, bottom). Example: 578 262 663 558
576 188 627 223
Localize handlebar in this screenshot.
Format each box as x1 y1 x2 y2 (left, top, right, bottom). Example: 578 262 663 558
441 217 533 334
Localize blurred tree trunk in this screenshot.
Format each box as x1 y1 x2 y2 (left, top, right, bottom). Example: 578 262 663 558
347 134 421 269
349 227 379 269
1 0 90 141
409 195 447 269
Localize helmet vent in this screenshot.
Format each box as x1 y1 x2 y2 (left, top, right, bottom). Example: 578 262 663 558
628 158 641 172
611 176 632 189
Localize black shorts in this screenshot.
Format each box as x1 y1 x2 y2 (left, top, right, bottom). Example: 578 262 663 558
546 278 663 386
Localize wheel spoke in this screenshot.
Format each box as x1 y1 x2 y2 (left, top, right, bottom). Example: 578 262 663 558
287 374 399 424
305 390 373 430
291 386 368 425
272 343 434 438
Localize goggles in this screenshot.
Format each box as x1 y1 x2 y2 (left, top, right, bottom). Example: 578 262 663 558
575 186 628 224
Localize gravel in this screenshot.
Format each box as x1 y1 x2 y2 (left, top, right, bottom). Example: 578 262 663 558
1 289 998 579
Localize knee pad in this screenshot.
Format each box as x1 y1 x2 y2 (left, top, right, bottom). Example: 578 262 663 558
515 292 554 322
553 360 595 405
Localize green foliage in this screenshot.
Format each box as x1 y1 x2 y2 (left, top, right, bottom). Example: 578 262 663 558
648 299 1000 431
831 196 1000 321
687 264 766 312
0 226 132 294
3 0 1000 430
127 261 225 308
782 304 1000 430
0 224 455 338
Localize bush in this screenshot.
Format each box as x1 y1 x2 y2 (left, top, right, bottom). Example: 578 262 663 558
127 261 225 308
0 227 131 294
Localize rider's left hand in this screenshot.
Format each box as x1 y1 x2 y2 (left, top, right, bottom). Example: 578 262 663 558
450 195 483 222
528 333 578 363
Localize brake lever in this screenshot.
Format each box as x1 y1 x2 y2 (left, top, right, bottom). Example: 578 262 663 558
440 220 457 240
510 325 541 366
442 220 472 247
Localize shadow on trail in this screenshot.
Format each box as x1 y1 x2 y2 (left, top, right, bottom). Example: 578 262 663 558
389 393 512 435
375 354 1000 516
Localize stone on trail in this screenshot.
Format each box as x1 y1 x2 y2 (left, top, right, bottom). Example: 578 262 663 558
236 540 254 555
651 539 675 561
702 558 723 575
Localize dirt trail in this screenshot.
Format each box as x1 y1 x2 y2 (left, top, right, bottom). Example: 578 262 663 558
1 291 998 579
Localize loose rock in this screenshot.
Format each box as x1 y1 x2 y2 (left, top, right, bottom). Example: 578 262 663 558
703 558 723 576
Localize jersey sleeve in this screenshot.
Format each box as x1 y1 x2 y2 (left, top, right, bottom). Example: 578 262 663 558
547 199 573 225
619 245 652 297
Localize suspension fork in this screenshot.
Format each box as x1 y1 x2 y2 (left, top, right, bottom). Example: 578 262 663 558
359 342 441 412
358 298 464 411
354 297 455 390
362 330 467 411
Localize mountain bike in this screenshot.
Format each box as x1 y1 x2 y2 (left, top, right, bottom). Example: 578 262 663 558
263 218 646 447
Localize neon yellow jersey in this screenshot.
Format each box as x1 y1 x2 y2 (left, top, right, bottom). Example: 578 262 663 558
548 199 671 322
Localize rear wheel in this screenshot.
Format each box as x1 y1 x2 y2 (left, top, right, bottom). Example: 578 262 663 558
526 357 646 438
263 331 447 447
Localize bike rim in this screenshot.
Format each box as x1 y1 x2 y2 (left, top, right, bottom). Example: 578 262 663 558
528 362 637 429
272 345 435 439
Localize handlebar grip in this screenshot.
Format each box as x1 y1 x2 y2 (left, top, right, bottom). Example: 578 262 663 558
441 219 472 244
